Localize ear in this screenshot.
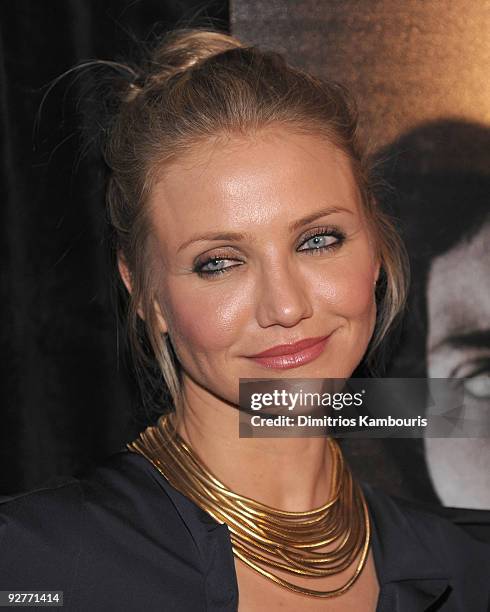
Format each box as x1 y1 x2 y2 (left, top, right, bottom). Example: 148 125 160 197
117 251 133 296
117 251 169 334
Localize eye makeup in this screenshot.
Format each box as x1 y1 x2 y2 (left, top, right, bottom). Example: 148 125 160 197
192 225 347 278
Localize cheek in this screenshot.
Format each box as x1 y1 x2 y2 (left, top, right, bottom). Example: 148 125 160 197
160 278 251 353
341 274 375 318
312 263 375 320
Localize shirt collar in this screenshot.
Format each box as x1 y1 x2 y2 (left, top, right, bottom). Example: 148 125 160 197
361 482 451 611
140 454 239 610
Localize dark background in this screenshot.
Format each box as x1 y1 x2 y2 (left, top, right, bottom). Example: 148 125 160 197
0 0 228 494
1 1 488 507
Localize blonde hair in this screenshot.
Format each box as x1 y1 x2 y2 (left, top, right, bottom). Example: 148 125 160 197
103 27 409 415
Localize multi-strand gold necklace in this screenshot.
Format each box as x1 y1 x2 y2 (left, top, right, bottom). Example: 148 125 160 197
126 412 370 598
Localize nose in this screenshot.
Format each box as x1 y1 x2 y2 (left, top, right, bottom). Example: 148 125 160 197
255 259 313 328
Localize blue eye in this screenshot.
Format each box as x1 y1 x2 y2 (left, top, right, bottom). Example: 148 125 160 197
194 227 346 278
195 257 242 277
297 228 345 254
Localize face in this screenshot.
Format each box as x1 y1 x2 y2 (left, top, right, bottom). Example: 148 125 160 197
131 128 380 406
426 220 490 387
425 220 490 508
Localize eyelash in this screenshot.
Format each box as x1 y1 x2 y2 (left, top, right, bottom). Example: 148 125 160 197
193 226 347 278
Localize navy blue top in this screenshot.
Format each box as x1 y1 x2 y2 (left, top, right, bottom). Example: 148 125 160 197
0 448 489 611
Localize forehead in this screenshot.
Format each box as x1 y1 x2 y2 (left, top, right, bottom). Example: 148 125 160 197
147 128 361 243
427 221 490 343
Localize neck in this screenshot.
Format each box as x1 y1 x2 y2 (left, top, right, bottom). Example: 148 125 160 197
174 377 333 512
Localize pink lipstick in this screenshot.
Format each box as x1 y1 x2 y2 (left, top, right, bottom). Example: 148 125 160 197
248 334 332 369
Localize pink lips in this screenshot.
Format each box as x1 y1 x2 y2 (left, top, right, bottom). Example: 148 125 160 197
248 334 332 369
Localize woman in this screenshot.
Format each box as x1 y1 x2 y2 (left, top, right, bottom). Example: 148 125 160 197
0 28 489 612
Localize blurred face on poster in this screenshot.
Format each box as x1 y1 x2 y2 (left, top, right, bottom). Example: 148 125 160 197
425 217 490 509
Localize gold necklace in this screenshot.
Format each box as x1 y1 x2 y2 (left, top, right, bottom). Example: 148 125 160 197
126 413 371 598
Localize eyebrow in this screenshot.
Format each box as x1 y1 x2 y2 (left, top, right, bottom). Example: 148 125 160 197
177 206 353 253
429 329 490 354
